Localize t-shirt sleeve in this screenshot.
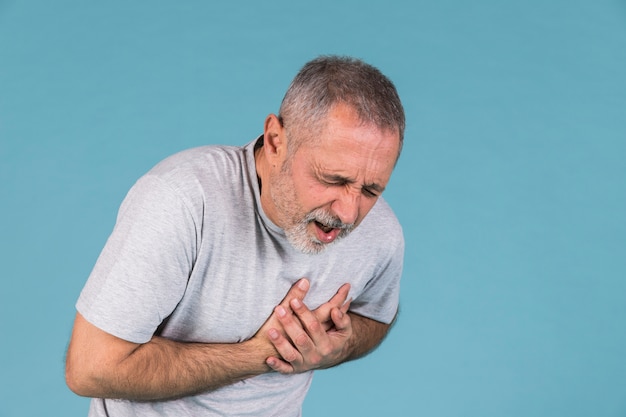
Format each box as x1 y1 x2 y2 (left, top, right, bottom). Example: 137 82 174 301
346 199 404 324
76 174 197 343
348 233 404 324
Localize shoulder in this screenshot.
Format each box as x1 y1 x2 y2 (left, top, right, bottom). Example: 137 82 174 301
121 144 252 219
147 144 249 195
150 145 246 180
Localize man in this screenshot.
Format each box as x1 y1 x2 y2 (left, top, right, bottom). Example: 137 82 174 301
66 55 405 416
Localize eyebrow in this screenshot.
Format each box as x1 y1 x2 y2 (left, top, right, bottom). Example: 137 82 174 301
322 174 386 193
364 182 386 193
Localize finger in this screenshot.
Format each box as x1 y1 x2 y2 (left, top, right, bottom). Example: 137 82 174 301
320 299 351 332
267 326 303 365
290 297 326 346
266 356 295 374
330 307 352 332
275 305 316 357
313 283 351 323
340 298 353 314
327 283 351 308
278 278 310 311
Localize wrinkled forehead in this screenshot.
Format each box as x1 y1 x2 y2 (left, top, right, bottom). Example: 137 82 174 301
296 125 399 184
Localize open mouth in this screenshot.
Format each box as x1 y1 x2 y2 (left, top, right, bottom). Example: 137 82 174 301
315 220 335 234
311 220 345 245
305 209 355 246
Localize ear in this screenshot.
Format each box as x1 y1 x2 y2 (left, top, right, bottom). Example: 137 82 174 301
263 114 287 164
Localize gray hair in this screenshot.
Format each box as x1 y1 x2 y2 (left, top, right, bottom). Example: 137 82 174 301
278 55 405 158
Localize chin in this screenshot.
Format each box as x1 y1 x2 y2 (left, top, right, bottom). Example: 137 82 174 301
286 233 329 255
285 220 352 255
292 240 329 255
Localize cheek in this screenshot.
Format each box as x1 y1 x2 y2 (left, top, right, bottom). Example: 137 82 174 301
287 173 325 208
302 183 333 207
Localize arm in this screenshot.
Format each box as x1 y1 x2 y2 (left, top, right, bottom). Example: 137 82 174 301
265 297 397 374
65 278 349 400
65 312 273 401
341 311 394 361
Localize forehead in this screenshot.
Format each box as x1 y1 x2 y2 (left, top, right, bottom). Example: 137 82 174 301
294 105 399 183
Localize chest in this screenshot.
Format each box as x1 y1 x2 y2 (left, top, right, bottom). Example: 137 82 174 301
157 216 377 343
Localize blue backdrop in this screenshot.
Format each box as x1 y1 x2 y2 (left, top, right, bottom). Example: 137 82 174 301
1 1 625 416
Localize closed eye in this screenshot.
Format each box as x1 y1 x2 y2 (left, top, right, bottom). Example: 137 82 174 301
318 173 384 198
361 187 379 198
320 175 351 187
362 183 385 198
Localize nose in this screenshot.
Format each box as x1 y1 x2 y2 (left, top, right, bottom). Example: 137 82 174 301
330 188 360 226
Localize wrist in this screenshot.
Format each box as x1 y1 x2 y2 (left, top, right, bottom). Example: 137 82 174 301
240 337 275 374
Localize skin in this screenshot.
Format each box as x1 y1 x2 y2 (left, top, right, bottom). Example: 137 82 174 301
65 102 401 400
257 103 399 252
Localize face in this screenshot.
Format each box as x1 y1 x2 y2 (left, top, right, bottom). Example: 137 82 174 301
263 104 400 254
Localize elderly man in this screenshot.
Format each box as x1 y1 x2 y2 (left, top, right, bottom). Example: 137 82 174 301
66 55 405 416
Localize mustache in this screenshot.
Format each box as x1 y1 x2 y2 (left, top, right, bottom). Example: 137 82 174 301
304 208 355 231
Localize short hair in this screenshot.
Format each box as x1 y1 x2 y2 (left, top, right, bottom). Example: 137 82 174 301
278 55 405 158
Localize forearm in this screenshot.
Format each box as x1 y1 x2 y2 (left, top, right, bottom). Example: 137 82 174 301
341 312 394 362
116 337 272 400
67 334 273 401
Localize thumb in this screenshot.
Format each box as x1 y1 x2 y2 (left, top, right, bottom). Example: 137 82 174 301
331 306 351 331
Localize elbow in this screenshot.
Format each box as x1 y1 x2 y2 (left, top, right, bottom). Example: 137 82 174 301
65 350 104 398
65 373 87 397
65 312 129 398
65 356 91 397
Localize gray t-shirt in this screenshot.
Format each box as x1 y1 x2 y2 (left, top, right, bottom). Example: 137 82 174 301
77 137 404 416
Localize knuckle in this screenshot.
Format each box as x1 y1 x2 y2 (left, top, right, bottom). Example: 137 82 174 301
307 320 321 333
284 351 298 363
277 364 294 374
319 345 334 357
295 333 309 348
310 354 322 367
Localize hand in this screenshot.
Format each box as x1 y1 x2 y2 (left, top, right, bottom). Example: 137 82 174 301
265 286 353 374
251 279 349 357
312 283 352 332
251 278 308 355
